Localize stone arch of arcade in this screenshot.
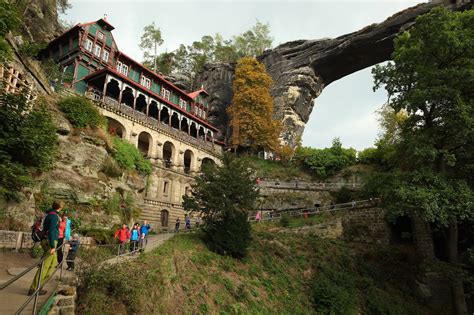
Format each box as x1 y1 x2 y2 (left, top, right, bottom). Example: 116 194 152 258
105 116 127 139
137 131 153 156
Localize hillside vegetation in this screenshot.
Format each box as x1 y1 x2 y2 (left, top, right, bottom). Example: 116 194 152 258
77 221 433 314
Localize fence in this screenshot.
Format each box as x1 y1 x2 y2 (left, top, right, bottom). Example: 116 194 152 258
257 180 363 190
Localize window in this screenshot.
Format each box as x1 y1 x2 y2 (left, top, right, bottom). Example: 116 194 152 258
97 31 105 40
163 181 169 194
202 111 206 119
84 39 93 52
116 61 129 76
160 88 170 101
140 75 151 89
179 99 187 109
102 50 109 62
94 45 101 57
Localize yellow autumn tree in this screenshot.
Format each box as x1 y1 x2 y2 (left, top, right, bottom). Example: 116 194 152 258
228 57 281 151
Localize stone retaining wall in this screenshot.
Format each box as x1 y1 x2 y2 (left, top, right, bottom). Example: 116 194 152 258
341 207 390 245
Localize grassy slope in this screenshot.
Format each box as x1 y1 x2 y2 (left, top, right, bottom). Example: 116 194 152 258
77 223 433 315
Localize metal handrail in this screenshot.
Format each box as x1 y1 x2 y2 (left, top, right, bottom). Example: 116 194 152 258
249 198 380 222
0 242 67 315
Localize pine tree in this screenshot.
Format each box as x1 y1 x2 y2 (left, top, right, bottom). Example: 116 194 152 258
227 57 281 152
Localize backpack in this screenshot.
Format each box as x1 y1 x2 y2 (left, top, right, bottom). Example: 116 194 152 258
31 211 55 243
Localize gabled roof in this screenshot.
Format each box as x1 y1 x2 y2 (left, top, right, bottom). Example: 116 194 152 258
187 89 209 99
79 18 115 31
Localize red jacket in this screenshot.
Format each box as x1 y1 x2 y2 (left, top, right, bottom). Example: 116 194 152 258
114 227 130 242
58 220 66 239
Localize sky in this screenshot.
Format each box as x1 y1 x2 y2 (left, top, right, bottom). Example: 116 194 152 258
63 0 423 150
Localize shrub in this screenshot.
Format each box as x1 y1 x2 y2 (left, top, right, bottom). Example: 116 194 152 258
279 213 290 227
79 227 114 244
294 138 356 179
0 92 58 200
112 137 152 175
30 243 44 258
58 96 105 129
331 186 353 204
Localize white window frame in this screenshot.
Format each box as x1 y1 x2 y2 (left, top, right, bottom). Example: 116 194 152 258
94 45 101 57
140 76 151 89
202 111 206 119
97 31 105 40
84 39 93 52
161 88 170 101
102 50 109 62
116 62 129 76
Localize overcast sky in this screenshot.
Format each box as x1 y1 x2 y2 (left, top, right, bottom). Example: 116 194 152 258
63 0 423 150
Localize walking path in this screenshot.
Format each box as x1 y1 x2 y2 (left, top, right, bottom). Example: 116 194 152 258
0 232 177 314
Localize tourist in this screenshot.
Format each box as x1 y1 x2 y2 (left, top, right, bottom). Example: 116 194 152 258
269 211 274 221
175 218 181 233
114 224 130 255
28 200 64 296
351 200 356 208
139 220 151 250
57 214 66 264
129 223 140 253
255 211 261 223
64 214 71 242
185 215 191 231
195 215 201 228
66 234 80 271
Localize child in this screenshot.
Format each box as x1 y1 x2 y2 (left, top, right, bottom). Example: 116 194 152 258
66 234 80 271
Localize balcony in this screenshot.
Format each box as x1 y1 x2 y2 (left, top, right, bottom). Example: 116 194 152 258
85 89 222 156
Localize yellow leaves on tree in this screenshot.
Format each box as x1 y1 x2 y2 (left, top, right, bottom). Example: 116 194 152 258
228 57 281 151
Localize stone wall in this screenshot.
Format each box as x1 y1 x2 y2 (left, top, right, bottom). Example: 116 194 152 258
48 282 77 315
341 207 390 245
0 230 33 250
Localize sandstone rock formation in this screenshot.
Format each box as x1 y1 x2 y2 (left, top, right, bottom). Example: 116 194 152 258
20 0 63 43
199 1 470 146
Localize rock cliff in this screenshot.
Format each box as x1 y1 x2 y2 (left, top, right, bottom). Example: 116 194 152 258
199 1 469 146
20 0 63 43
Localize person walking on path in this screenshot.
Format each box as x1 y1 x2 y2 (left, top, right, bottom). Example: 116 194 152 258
139 220 151 250
28 200 63 296
114 224 130 255
66 233 80 271
129 223 140 253
195 215 201 228
175 218 181 233
185 215 191 231
255 211 261 223
57 215 66 264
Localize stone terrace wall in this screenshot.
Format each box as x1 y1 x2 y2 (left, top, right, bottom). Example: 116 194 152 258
341 207 390 245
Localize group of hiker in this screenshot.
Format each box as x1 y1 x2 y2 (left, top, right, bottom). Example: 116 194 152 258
113 221 151 255
174 214 200 232
29 201 80 296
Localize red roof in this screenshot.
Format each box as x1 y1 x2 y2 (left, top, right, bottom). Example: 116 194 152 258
187 89 209 99
83 68 219 132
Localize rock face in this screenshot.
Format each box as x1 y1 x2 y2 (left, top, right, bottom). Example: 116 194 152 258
21 0 63 43
200 1 468 146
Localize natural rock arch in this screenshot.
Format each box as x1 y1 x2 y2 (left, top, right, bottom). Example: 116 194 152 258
196 1 469 147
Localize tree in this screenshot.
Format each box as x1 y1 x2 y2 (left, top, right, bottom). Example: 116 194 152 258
227 57 281 152
0 0 20 63
139 22 163 73
182 154 258 258
372 7 474 313
233 20 273 57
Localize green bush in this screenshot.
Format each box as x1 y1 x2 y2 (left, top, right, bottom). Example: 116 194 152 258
30 243 44 258
79 227 114 244
294 138 356 179
58 96 105 129
331 186 353 204
279 213 290 227
0 92 58 200
112 137 152 175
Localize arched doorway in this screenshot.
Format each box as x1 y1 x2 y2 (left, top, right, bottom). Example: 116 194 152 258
121 86 134 107
183 150 194 174
105 79 120 100
180 117 189 134
161 209 169 227
135 93 147 113
137 131 152 156
163 141 175 168
160 107 169 125
148 100 158 120
198 127 205 140
170 112 180 130
106 117 126 138
201 157 215 171
190 123 198 138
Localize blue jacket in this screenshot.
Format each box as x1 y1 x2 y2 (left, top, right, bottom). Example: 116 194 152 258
130 229 140 241
140 224 151 236
64 218 71 241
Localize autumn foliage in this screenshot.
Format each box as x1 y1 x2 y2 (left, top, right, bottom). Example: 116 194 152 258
228 57 281 151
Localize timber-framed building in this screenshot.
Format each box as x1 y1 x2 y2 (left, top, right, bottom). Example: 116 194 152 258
40 18 223 230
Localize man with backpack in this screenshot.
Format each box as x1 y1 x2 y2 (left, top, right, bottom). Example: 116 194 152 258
28 200 64 296
114 224 130 255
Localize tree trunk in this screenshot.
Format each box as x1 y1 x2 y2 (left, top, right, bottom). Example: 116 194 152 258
154 42 157 73
446 218 468 315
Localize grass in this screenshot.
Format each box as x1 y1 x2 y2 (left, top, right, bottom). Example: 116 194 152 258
77 220 436 315
240 156 311 180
